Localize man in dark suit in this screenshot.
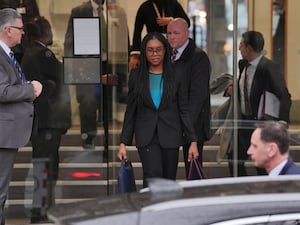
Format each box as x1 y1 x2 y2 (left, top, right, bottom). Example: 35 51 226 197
21 16 71 223
248 121 300 175
167 18 211 178
0 8 42 225
226 31 291 176
64 0 107 149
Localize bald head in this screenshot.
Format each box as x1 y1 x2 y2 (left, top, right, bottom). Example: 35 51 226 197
167 17 189 49
169 18 189 31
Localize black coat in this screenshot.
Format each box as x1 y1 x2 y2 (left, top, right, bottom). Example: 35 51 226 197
21 41 71 132
173 39 212 143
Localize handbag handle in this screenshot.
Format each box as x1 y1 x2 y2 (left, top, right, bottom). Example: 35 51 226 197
187 159 207 180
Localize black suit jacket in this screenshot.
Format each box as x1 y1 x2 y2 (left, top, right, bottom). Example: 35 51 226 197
173 39 211 143
279 157 300 175
21 42 71 131
238 56 291 122
120 67 197 148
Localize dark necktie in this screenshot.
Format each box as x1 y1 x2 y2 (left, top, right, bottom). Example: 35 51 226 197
171 48 178 63
10 51 26 84
243 63 251 115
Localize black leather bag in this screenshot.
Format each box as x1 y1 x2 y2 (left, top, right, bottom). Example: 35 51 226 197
118 159 137 193
187 159 207 180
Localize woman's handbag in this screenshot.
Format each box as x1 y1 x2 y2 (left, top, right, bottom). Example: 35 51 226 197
118 159 137 193
187 158 207 180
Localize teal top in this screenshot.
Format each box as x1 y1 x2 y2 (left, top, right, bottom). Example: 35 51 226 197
149 73 163 109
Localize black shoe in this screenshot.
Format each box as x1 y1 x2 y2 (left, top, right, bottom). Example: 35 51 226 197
30 208 51 223
31 215 51 224
82 141 95 150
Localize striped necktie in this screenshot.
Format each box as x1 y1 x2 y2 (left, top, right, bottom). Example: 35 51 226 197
10 51 26 84
171 48 178 63
243 63 251 115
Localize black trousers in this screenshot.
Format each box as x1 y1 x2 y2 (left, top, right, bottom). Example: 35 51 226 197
31 128 64 181
76 84 99 142
138 134 179 188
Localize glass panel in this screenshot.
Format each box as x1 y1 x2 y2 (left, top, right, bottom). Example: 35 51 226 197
2 0 300 222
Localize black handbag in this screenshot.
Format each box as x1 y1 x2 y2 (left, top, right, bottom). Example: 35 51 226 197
117 159 137 193
187 158 207 180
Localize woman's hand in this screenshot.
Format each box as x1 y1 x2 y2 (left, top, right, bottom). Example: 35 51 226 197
156 17 173 26
129 54 140 71
118 143 128 160
188 142 199 161
225 84 233 96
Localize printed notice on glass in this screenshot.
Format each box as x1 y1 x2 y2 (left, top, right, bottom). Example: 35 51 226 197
73 18 100 55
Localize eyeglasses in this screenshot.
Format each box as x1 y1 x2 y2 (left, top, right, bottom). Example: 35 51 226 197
7 26 24 31
146 47 164 55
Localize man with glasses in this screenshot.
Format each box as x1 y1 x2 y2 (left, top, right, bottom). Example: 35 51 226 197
0 0 40 63
0 8 42 225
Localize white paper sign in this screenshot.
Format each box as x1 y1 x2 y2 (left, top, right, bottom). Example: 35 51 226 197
264 91 280 118
73 18 100 55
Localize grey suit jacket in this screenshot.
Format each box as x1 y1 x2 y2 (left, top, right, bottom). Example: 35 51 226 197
0 46 35 148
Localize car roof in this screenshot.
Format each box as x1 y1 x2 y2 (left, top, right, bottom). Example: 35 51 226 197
48 176 300 225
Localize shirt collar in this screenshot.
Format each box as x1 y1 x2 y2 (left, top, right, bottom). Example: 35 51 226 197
91 0 100 15
0 40 11 56
249 54 263 67
176 39 189 59
91 0 100 9
268 159 288 176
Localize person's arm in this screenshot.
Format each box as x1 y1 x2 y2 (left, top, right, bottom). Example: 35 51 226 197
176 67 198 160
131 4 145 53
156 17 174 26
63 9 76 57
173 2 191 27
129 5 145 71
129 54 140 71
118 69 138 150
117 143 127 160
267 61 291 122
188 49 211 125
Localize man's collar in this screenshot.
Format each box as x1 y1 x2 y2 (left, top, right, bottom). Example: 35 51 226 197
176 39 189 57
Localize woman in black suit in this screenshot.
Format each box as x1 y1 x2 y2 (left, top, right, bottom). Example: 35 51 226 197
118 32 198 187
